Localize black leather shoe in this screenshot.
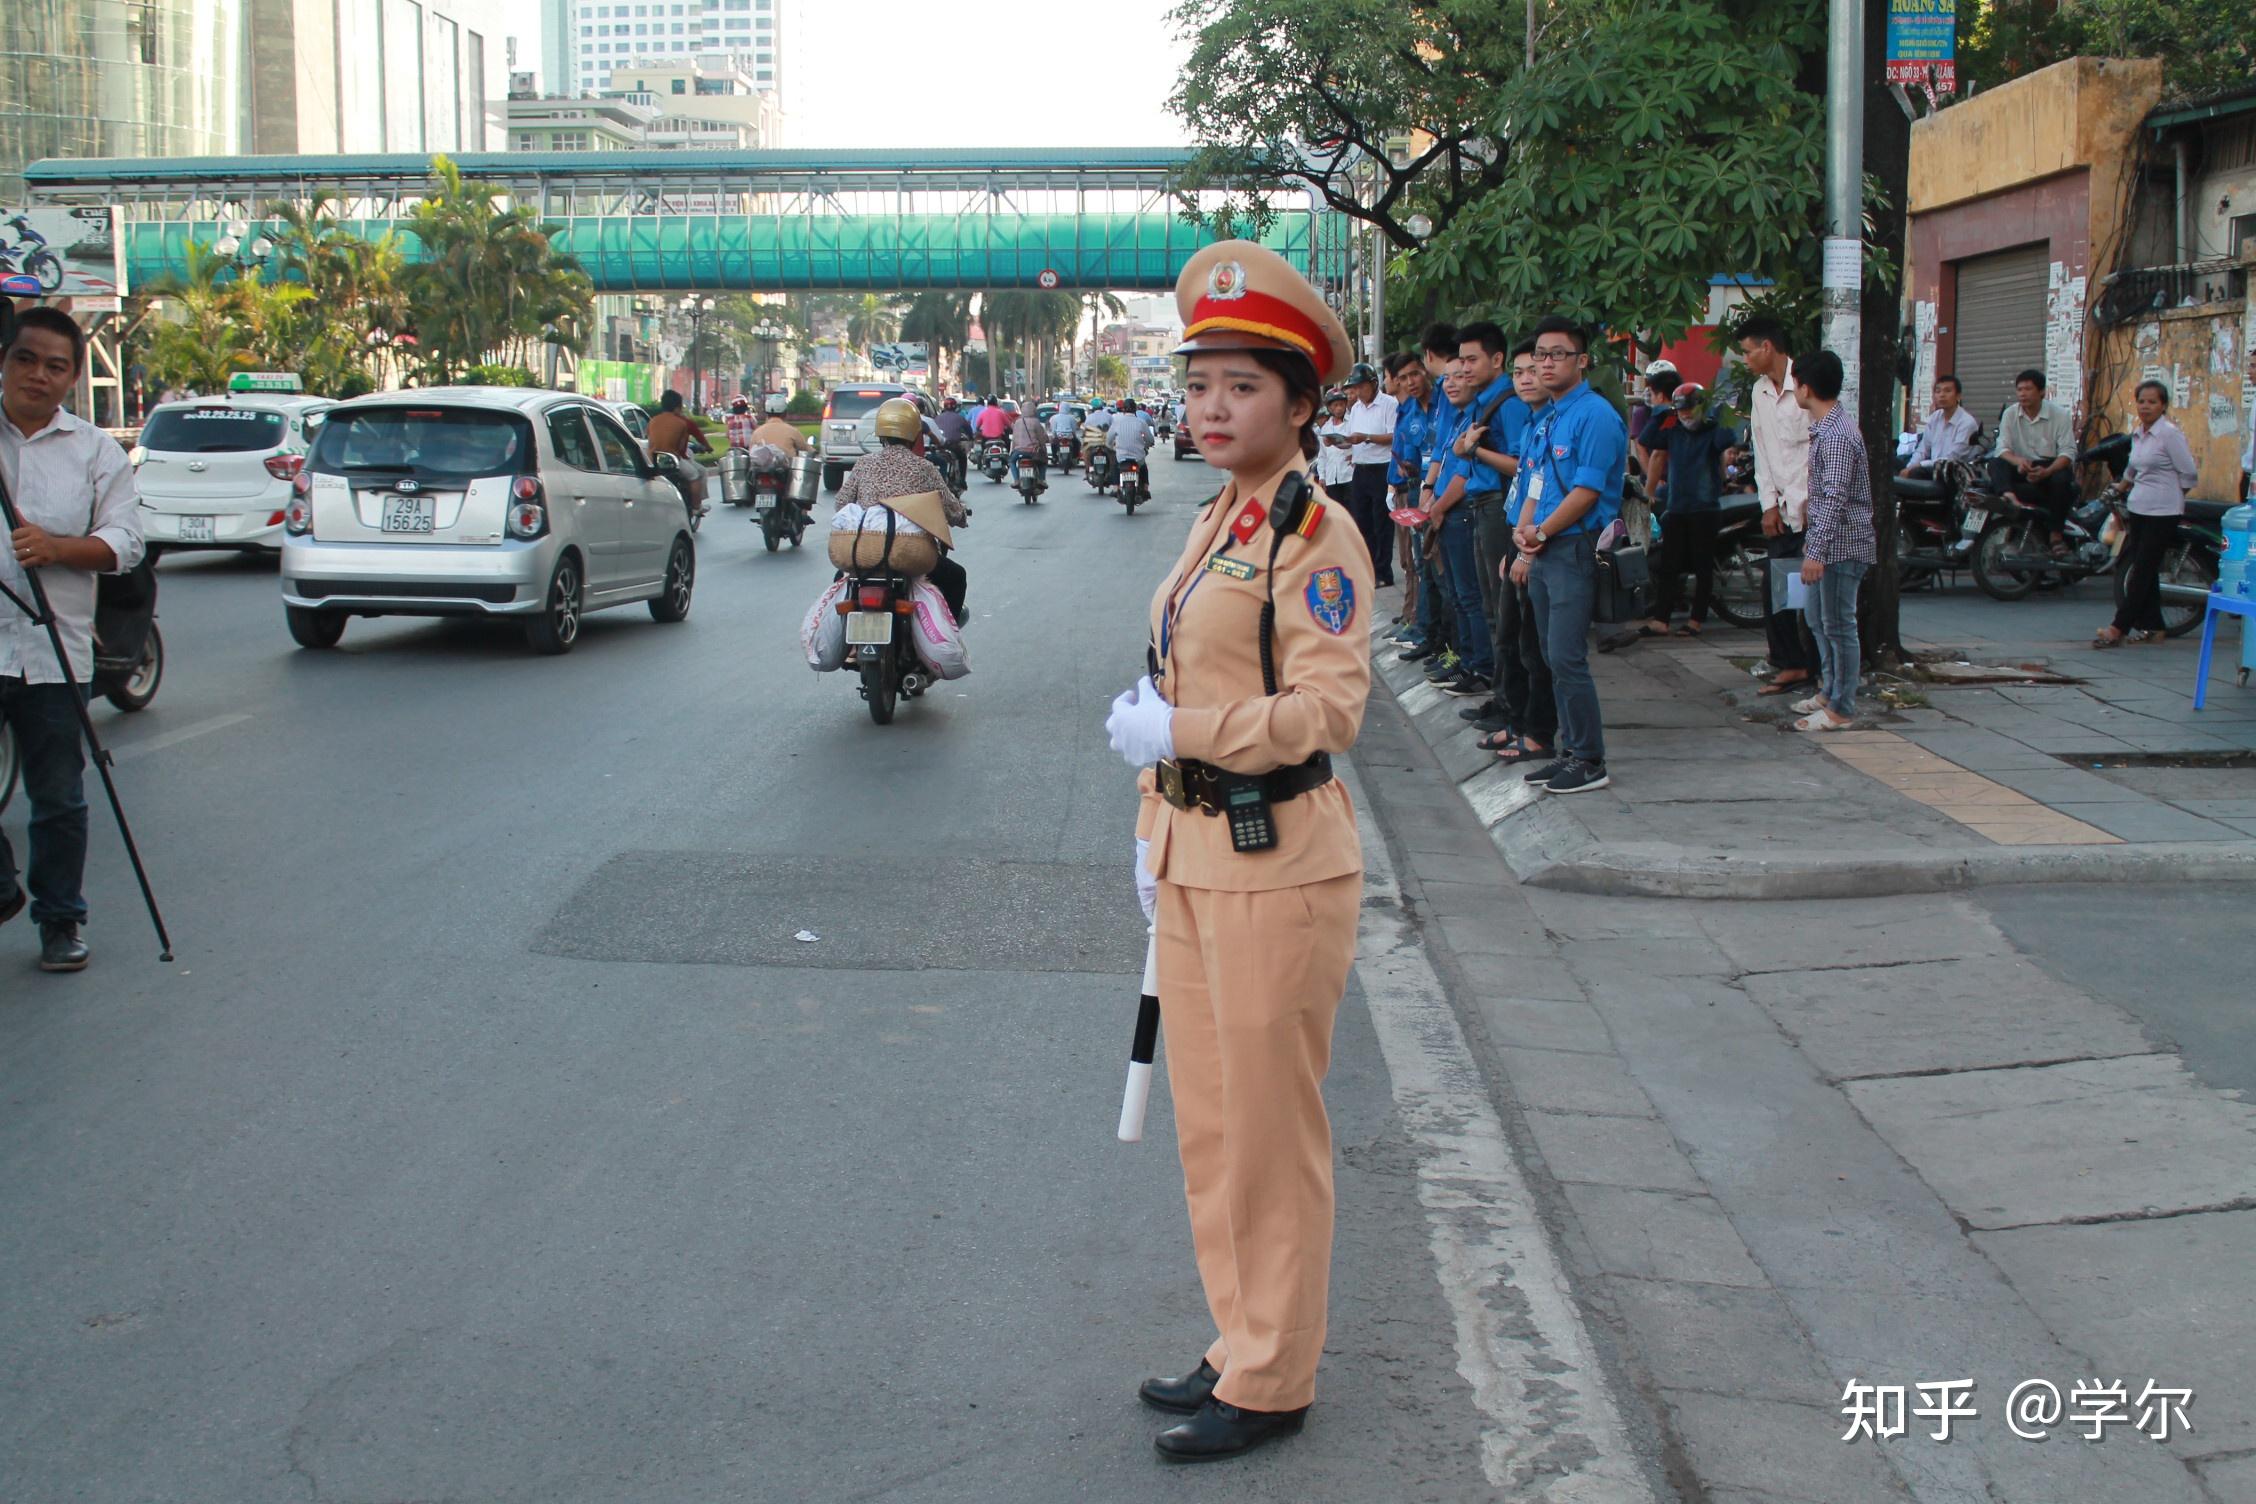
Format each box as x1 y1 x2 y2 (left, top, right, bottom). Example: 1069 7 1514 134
1154 1398 1309 1463
1138 1360 1220 1415
38 921 89 973
0 884 24 930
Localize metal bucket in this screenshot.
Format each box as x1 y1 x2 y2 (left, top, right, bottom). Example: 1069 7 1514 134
790 451 821 506
718 448 754 505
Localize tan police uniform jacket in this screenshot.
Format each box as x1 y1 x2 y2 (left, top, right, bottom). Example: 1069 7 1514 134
1136 457 1373 892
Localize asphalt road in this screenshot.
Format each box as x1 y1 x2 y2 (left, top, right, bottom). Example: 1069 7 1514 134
0 454 1540 1500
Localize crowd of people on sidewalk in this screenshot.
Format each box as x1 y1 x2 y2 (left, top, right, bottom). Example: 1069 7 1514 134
1321 313 1896 786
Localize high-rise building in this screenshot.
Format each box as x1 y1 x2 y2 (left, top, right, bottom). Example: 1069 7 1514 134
0 0 511 196
562 0 782 107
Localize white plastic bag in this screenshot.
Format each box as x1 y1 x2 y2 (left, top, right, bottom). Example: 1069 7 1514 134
802 576 849 671
906 578 970 680
829 501 929 539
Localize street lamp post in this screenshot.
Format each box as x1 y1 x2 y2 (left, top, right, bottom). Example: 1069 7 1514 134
679 294 715 409
750 321 784 400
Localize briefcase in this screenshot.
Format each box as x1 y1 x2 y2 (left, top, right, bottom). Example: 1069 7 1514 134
1593 541 1650 624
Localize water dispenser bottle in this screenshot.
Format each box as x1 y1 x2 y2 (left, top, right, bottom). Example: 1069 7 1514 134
2222 502 2253 597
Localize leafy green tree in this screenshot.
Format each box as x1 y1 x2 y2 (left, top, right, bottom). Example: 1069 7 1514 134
844 293 900 352
1093 353 1130 393
264 194 409 398
397 155 594 383
899 291 973 381
1961 0 2253 102
1396 0 1832 345
1167 0 1526 249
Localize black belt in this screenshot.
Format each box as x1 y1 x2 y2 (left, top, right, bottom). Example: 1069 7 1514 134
1465 491 1508 513
1156 754 1333 814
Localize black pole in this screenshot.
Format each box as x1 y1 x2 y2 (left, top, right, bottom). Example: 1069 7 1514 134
0 472 174 961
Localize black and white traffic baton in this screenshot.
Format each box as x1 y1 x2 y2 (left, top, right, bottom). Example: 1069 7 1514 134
1117 926 1161 1142
0 469 174 961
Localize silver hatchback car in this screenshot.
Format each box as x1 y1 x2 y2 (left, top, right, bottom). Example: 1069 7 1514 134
281 387 698 654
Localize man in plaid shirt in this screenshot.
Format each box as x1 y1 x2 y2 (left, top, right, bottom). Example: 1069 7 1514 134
1792 350 1875 732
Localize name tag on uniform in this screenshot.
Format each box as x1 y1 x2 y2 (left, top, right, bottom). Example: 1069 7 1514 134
1205 555 1256 580
1527 470 1545 505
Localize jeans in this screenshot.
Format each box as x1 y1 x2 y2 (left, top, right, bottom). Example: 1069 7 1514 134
2111 512 2176 633
1436 508 1493 679
1806 560 1868 717
1762 525 1817 673
0 678 91 926
1349 464 1395 584
1414 539 1451 650
1528 534 1605 764
1653 508 1721 623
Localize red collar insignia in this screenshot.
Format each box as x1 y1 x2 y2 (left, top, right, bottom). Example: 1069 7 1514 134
1229 498 1267 544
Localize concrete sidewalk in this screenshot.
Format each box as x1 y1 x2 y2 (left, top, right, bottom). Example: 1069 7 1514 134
1371 585 2256 898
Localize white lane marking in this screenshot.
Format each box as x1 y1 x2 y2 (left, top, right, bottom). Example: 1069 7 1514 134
1345 768 1657 1502
109 713 253 762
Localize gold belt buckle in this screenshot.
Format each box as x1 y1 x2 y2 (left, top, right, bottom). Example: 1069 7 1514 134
1158 759 1189 810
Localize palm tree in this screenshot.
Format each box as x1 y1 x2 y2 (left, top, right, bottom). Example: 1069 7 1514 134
844 293 899 354
898 291 972 385
1080 289 1126 386
265 193 410 397
398 154 593 382
141 240 306 394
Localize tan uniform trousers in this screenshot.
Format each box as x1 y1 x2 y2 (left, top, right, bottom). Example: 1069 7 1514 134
1155 869 1361 1413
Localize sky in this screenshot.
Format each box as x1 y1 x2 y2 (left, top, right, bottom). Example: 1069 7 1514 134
493 0 1195 150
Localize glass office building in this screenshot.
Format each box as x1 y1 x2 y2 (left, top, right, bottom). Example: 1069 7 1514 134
1 0 508 196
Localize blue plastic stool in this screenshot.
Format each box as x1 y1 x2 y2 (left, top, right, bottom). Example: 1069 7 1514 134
2192 588 2256 711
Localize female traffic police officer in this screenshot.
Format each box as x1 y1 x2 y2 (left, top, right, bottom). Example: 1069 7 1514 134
1103 240 1372 1464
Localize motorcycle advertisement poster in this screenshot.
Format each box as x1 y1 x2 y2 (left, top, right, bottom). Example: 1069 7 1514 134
0 205 123 301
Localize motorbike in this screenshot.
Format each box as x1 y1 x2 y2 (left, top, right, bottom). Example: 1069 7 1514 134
1892 456 1981 588
1013 451 1047 504
0 556 162 816
1084 436 1115 493
1116 456 1148 515
933 442 968 493
843 572 932 726
1050 434 1079 474
0 215 64 293
653 452 709 532
751 464 807 551
1962 434 2221 635
980 439 1010 484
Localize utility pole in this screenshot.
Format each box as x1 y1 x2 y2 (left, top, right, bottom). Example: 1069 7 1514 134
1823 0 1864 420
1370 217 1386 363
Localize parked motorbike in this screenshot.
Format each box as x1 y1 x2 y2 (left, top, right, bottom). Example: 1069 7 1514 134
1116 457 1148 515
980 439 1009 484
1892 456 1980 588
843 572 931 726
1013 451 1047 504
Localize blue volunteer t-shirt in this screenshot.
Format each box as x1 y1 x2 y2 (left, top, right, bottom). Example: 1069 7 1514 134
1390 390 1432 488
1438 382 1532 496
1524 383 1628 536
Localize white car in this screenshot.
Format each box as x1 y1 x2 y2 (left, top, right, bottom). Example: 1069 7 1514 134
135 392 334 555
281 387 698 655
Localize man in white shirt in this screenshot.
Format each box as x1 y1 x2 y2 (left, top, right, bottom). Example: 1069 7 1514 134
0 307 145 973
1108 398 1153 464
1344 362 1400 586
1315 390 1355 495
1900 373 1983 477
1732 315 1816 694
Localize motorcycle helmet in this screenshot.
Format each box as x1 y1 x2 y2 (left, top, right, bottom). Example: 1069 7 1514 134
1643 358 1679 380
872 398 923 443
941 395 959 409
1670 381 1709 424
765 394 788 415
1346 362 1380 390
730 396 750 414
1120 398 1138 413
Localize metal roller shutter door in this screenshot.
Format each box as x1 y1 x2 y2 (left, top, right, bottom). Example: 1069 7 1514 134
1951 244 2050 439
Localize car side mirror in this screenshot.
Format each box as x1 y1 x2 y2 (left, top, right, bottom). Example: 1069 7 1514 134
652 451 680 472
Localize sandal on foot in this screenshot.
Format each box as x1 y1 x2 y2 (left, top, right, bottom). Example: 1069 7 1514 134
1757 677 1812 697
1794 709 1853 733
2092 628 2124 649
1497 740 1550 764
1675 621 1704 636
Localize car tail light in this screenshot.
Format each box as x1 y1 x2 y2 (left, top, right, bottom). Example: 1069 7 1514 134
266 510 286 527
856 584 889 609
507 476 547 539
265 452 305 481
283 495 313 535
820 398 833 425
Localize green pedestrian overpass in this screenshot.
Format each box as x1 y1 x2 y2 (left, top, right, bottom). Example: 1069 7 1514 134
24 148 1327 293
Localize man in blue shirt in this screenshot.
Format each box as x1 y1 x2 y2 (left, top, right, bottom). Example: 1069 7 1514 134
1425 321 1519 699
1395 325 1460 669
1643 381 1740 636
1511 315 1628 795
1385 350 1434 643
1445 323 1536 729
1486 343 1557 761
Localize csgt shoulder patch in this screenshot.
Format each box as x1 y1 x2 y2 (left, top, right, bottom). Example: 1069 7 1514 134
1305 566 1356 634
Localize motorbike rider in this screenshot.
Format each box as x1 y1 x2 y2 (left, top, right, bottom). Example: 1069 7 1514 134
1087 399 1116 433
724 396 759 450
1008 403 1050 486
644 389 715 512
837 398 971 622
1047 399 1081 457
974 396 1013 454
1109 397 1155 487
742 395 814 518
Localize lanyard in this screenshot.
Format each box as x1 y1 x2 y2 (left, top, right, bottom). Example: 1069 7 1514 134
1157 510 1243 673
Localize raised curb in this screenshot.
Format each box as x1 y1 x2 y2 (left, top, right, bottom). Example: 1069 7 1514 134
1371 637 2256 900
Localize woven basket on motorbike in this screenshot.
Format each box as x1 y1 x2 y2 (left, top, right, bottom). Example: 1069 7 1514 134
828 513 940 576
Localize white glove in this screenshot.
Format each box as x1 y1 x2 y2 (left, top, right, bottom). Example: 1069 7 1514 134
1105 675 1176 770
1134 837 1158 923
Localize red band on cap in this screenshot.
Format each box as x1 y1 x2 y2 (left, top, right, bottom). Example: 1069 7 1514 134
1184 288 1330 374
